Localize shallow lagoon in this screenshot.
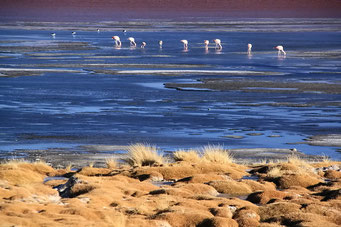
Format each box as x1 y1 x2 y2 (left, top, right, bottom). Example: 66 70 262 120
0 20 340 161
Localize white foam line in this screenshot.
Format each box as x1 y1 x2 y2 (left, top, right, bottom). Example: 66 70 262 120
0 68 81 73
116 70 280 75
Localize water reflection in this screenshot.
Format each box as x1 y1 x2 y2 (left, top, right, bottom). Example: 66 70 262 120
214 49 222 54
204 47 209 54
277 55 286 60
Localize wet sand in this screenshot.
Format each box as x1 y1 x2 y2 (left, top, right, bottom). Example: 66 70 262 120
165 78 341 94
5 145 324 169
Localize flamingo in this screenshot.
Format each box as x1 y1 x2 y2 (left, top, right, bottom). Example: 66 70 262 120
97 29 100 33
275 45 286 55
141 42 146 48
123 29 127 33
112 36 121 46
51 33 56 38
159 40 163 48
181 40 188 49
128 37 136 47
204 40 209 49
213 39 222 49
72 32 76 35
247 43 252 54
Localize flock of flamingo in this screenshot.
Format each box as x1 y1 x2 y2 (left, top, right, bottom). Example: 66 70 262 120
50 31 286 56
111 35 286 55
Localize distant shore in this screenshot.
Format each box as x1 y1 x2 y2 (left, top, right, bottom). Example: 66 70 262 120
1 19 341 32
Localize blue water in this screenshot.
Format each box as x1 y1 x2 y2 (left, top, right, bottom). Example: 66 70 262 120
0 24 341 160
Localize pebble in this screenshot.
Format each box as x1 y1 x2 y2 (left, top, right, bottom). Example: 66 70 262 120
316 165 340 172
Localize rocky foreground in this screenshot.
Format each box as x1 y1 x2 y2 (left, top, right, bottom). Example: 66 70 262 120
0 157 340 227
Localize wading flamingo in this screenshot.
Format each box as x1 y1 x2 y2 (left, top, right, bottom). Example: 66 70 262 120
97 29 100 32
128 37 136 47
204 40 209 49
72 32 76 35
275 45 286 55
247 43 252 54
181 40 188 49
112 36 121 46
159 40 163 48
141 42 146 48
51 33 56 38
213 39 222 49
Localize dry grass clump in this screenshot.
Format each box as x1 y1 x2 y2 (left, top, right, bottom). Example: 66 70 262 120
201 145 234 164
247 190 287 205
123 143 163 167
263 155 317 179
276 173 321 189
0 160 55 185
173 149 201 163
156 210 213 227
259 202 302 222
78 166 112 176
287 154 313 171
266 167 283 178
133 161 247 181
175 183 219 196
1 157 340 227
105 157 117 169
208 180 252 196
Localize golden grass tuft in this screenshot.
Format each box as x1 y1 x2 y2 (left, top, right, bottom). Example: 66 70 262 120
208 180 252 196
173 149 201 163
287 155 313 171
88 162 95 168
66 163 73 172
123 143 163 167
276 173 321 189
267 167 283 178
105 157 117 169
202 145 234 164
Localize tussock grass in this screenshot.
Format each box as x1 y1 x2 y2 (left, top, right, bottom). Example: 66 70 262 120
66 163 73 172
173 149 201 163
88 162 95 168
321 155 331 163
0 160 55 185
286 154 314 173
267 166 283 177
123 143 163 167
106 157 117 169
202 145 234 164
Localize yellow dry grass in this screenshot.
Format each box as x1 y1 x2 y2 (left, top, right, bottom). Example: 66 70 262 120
0 160 55 185
105 157 117 169
287 154 313 171
202 145 234 164
123 143 164 167
267 166 283 177
173 149 201 163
